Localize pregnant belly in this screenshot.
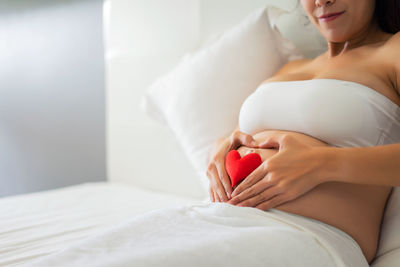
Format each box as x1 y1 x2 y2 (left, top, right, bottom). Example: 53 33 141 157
236 142 392 263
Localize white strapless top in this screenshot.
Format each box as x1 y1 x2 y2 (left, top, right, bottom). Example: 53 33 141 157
238 79 400 147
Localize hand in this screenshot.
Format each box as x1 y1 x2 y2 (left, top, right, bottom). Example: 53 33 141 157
227 131 330 210
206 130 258 202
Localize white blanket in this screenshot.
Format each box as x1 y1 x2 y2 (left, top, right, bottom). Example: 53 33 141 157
26 202 369 267
0 182 200 266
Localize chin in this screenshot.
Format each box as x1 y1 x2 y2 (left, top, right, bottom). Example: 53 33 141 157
322 31 349 43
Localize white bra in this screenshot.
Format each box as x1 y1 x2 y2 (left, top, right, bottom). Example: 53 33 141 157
238 79 400 147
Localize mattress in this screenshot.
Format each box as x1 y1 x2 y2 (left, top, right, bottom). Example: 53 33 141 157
0 182 202 266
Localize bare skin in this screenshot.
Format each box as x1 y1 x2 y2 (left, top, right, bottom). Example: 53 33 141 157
236 136 391 264
204 0 400 263
234 29 400 262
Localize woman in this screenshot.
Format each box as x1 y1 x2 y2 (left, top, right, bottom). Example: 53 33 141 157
207 0 400 263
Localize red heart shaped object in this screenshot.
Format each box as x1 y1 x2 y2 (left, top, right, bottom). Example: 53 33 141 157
225 150 262 188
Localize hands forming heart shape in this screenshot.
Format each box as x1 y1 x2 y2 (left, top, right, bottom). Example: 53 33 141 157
225 150 262 188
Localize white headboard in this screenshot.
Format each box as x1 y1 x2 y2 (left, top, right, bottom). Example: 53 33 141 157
103 0 327 200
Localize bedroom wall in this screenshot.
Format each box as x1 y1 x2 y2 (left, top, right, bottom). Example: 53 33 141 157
104 0 299 200
0 0 106 197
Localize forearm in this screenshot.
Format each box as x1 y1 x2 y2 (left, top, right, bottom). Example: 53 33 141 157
321 143 400 186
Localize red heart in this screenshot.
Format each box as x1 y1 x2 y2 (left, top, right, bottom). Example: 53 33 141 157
225 150 262 188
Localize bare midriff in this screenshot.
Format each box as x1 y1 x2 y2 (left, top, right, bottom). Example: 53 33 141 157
230 36 399 263
236 131 392 263
230 34 400 263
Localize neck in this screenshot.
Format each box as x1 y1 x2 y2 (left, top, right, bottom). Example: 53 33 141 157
325 20 387 58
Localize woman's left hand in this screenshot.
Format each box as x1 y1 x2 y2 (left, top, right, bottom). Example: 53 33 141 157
227 131 331 210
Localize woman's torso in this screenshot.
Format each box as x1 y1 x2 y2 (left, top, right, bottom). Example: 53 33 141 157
237 35 398 263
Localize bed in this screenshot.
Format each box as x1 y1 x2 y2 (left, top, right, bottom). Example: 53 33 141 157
0 182 203 266
2 0 400 266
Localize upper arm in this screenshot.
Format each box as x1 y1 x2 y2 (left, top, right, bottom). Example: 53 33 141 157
383 32 400 93
393 37 400 94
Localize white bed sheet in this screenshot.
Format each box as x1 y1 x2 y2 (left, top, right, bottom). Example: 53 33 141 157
25 202 369 267
0 182 202 266
2 182 399 267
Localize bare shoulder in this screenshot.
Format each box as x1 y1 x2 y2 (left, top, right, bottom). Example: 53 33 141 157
380 32 400 91
380 32 400 59
274 58 312 76
383 31 400 44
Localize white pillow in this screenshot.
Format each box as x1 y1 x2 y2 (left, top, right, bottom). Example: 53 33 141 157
141 5 303 189
271 1 328 59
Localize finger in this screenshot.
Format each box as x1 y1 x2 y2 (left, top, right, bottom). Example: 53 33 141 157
207 166 219 202
209 165 227 202
234 191 265 207
212 187 219 202
215 159 232 199
258 138 281 149
255 193 288 211
235 131 258 148
232 184 281 206
214 191 220 202
256 131 286 149
212 163 230 202
228 180 266 205
231 162 266 197
209 187 215 202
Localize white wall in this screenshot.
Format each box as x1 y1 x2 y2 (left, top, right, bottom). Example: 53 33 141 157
0 0 106 197
105 0 301 200
105 0 205 200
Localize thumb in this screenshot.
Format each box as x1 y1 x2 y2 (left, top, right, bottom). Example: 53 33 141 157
240 133 258 147
258 137 281 149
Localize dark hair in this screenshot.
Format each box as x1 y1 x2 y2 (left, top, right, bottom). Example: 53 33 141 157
374 0 400 33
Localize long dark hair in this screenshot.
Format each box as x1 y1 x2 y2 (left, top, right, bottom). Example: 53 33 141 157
374 0 400 33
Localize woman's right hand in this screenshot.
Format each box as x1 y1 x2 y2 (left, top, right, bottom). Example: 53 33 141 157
206 130 258 202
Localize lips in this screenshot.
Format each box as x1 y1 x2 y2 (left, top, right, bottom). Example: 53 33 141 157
318 11 345 22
